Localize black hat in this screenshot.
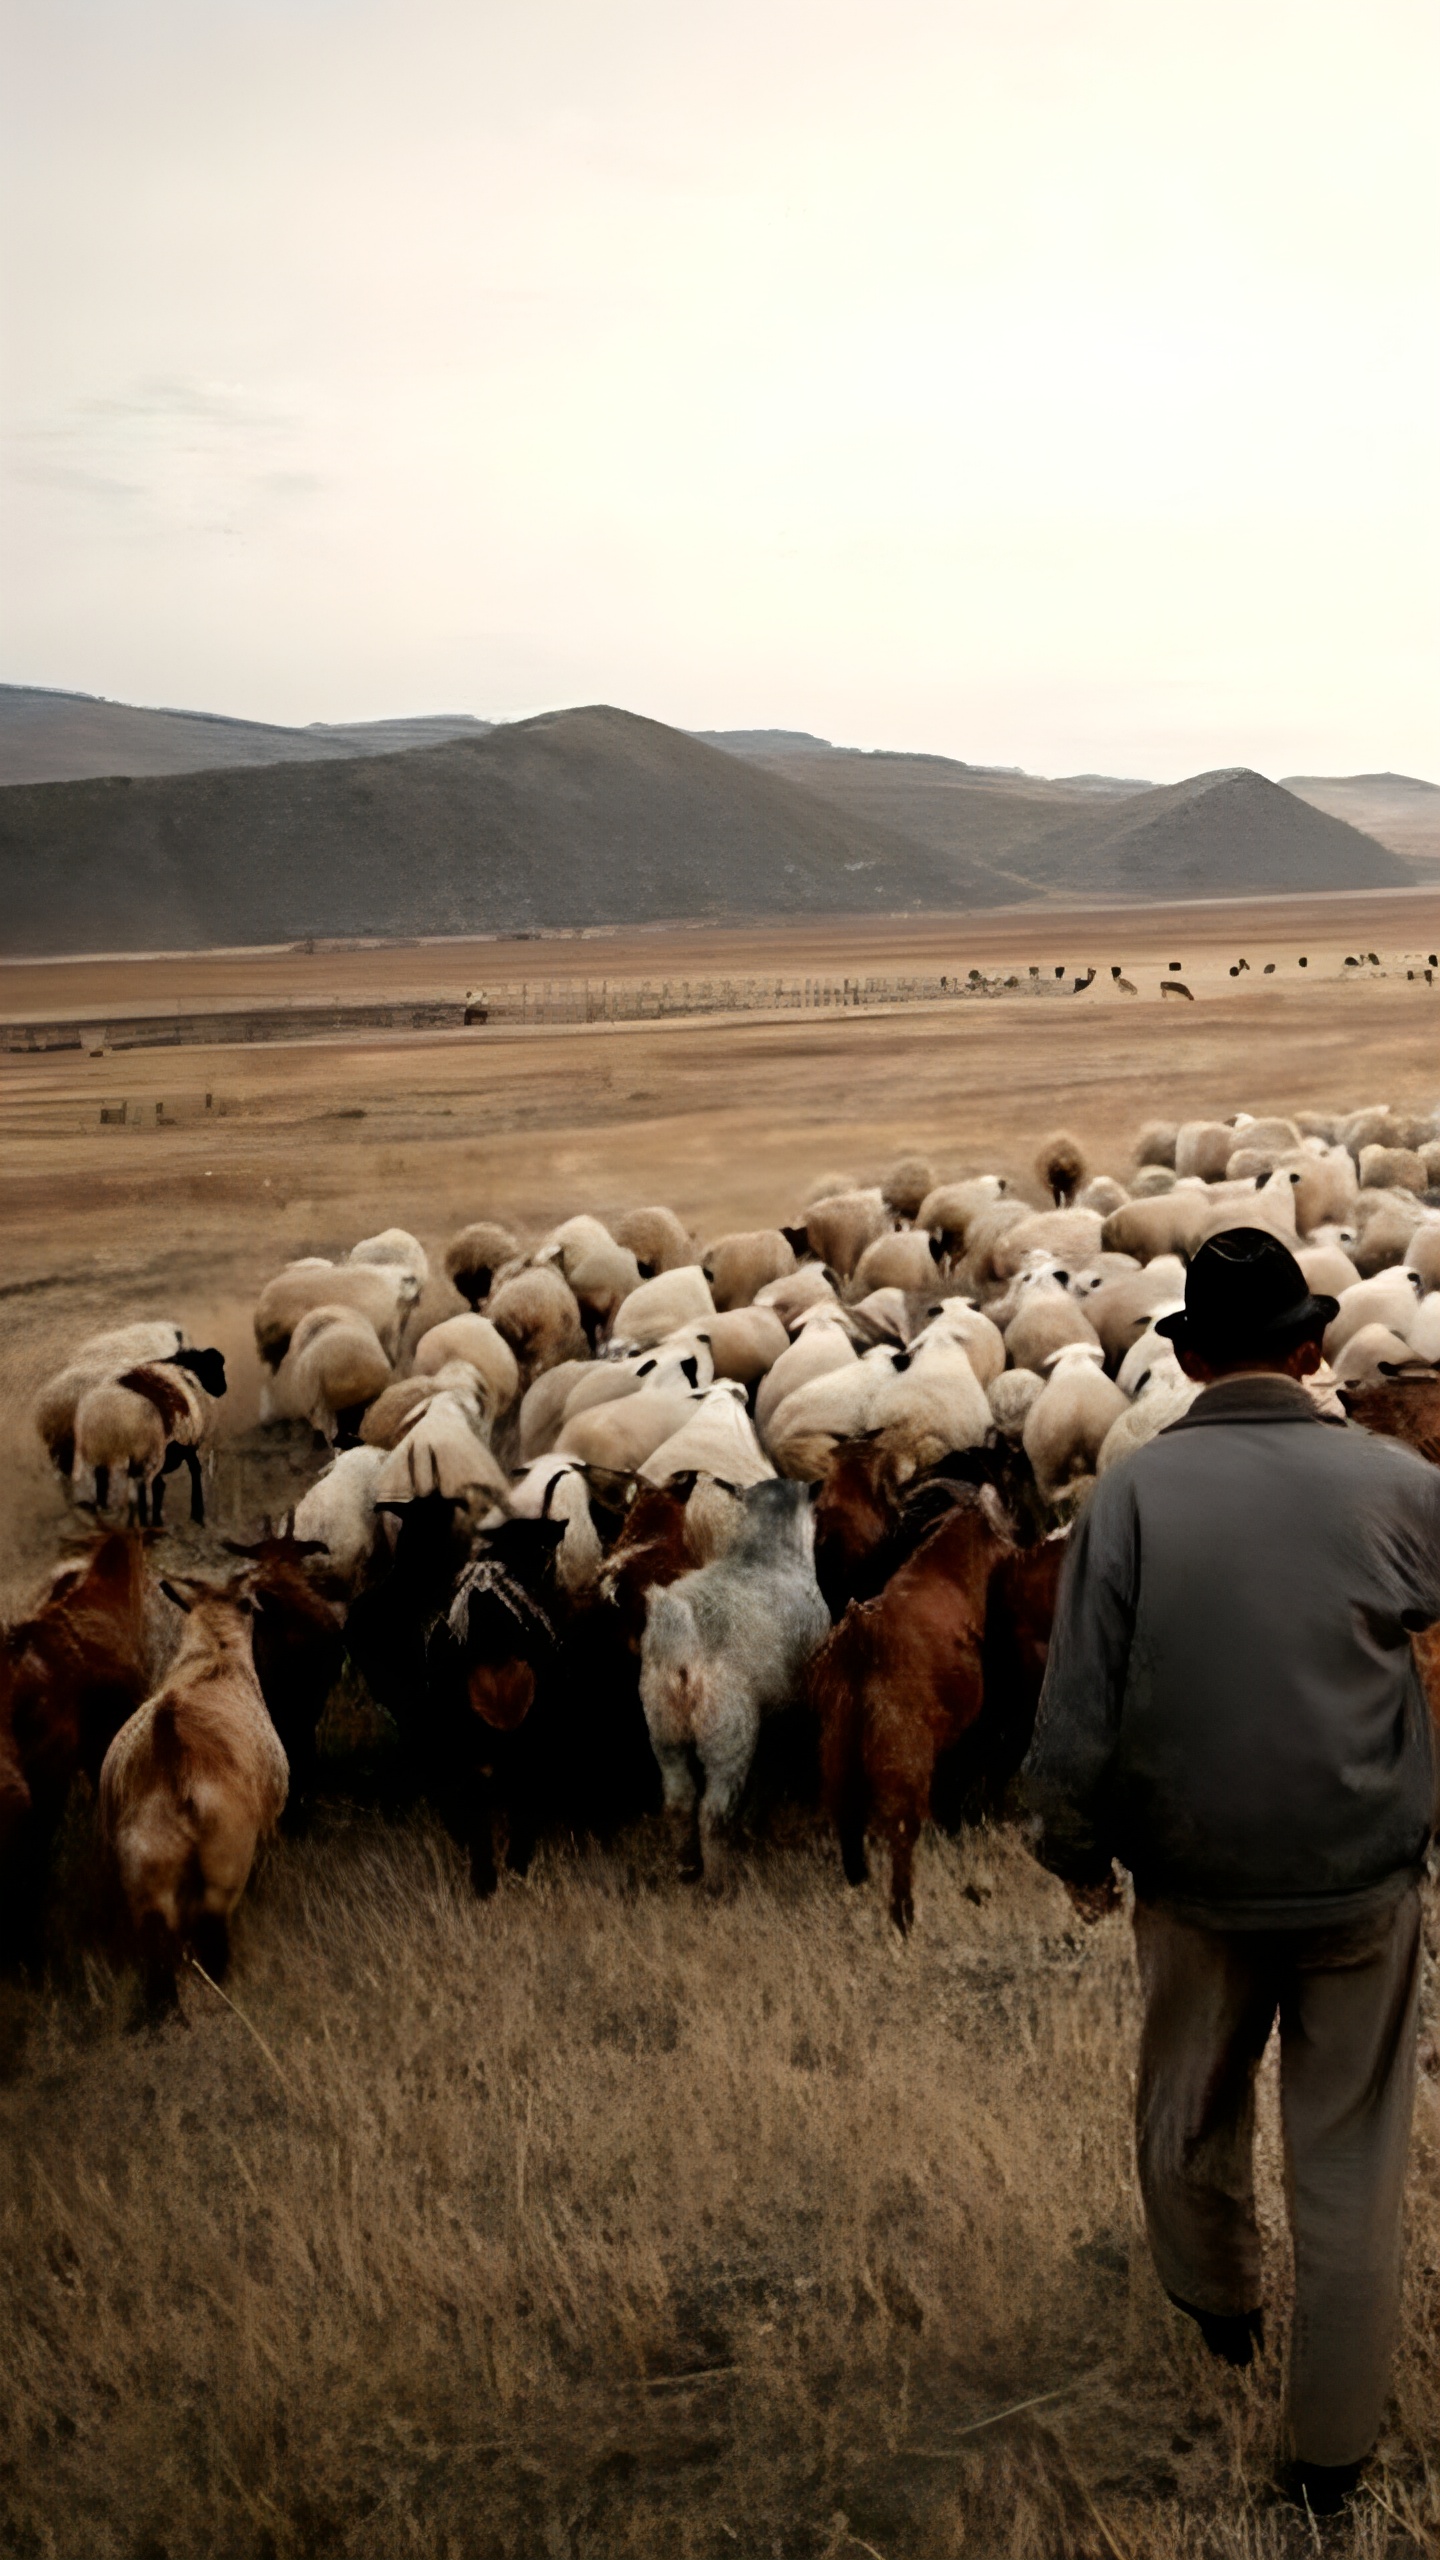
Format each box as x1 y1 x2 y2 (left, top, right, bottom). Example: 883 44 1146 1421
1155 1227 1339 1358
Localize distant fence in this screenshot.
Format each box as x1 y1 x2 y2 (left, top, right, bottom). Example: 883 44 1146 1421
0 969 1076 1056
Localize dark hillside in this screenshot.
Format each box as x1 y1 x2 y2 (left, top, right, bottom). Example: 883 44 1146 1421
0 704 1017 956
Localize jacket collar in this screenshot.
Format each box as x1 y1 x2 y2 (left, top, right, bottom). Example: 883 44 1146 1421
1162 1374 1325 1432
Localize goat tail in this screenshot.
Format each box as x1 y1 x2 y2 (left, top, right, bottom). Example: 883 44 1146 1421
811 1606 872 1888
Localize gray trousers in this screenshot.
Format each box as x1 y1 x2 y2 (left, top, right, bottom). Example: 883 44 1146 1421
1133 1889 1422 2467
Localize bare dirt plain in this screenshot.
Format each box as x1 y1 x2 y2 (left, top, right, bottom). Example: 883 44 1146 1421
2 892 1439 2560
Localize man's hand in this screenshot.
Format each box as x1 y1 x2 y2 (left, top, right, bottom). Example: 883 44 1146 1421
1064 1870 1122 1926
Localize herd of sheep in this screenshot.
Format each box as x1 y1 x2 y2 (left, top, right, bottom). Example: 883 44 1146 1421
10 1097 1440 1994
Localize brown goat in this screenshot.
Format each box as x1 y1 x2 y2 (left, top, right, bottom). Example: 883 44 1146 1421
597 1483 693 1651
0 1532 157 1962
811 1491 1014 1931
99 1578 287 2013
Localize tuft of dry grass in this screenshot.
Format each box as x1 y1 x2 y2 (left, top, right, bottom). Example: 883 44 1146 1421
1 1813 1436 2560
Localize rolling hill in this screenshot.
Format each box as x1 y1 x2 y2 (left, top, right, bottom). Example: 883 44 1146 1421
1281 772 1440 877
0 704 1019 956
0 695 1419 956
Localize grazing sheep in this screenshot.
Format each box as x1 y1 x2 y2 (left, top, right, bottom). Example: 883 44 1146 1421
360 1361 484 1450
1195 1171 1299 1249
34 1322 190 1480
755 1307 858 1436
254 1260 419 1371
292 1445 389 1595
72 1351 228 1525
641 1382 775 1489
487 1264 588 1382
1406 1294 1440 1365
276 1306 392 1443
755 1265 840 1327
990 1208 1105 1286
1036 1132 1086 1206
1359 1144 1429 1196
847 1288 912 1347
907 1299 1006 1388
1115 1324 1186 1399
868 1336 991 1480
349 1228 430 1288
1004 1282 1104 1376
702 1306 789 1386
558 1385 706 1473
851 1229 943 1297
1097 1369 1199 1473
1296 1241 1362 1299
373 1387 513 1517
1324 1270 1425 1360
640 1479 828 1885
1351 1192 1428 1277
917 1175 1008 1259
610 1205 694 1277
1174 1120 1238 1182
880 1154 936 1221
960 1200 1043 1294
517 1358 596 1460
411 1314 521 1417
1404 1223 1440 1293
612 1265 716 1347
1102 1192 1210 1264
99 1576 287 2013
1280 1145 1359 1236
1133 1122 1179 1169
443 1221 521 1309
988 1369 1045 1439
763 1346 905 1481
793 1189 888 1281
1331 1324 1424 1388
1022 1344 1128 1500
702 1229 796 1310
804 1171 857 1204
565 1333 714 1422
1131 1164 1178 1197
1076 1175 1129 1218
1230 1115 1301 1158
682 1473 749 1565
536 1218 642 1344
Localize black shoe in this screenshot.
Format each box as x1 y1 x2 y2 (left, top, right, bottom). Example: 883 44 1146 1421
1167 2291 1265 2368
1281 2459 1362 2517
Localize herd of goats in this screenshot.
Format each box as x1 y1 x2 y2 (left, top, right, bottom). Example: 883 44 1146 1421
7 1100 1440 2003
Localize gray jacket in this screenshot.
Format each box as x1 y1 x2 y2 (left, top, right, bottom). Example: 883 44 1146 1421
1024 1376 1440 1926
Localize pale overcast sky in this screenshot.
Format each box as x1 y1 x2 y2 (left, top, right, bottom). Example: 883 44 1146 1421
3 0 1436 779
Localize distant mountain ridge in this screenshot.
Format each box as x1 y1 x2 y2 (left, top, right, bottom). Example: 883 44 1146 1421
0 690 1422 956
0 684 490 786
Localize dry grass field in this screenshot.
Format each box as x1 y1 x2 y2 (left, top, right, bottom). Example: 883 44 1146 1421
3 893 1440 2560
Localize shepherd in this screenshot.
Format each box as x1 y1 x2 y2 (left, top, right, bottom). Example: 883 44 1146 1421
1023 1228 1440 2516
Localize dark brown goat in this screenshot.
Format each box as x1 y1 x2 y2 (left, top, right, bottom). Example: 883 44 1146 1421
811 1491 1014 1931
597 1483 692 1651
0 1532 155 1960
224 1532 344 1823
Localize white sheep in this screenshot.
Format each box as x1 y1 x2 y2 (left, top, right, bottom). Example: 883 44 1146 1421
269 1305 392 1442
754 1266 839 1327
349 1228 431 1289
900 1298 1006 1389
372 1386 512 1516
1406 1293 1440 1364
641 1382 775 1489
868 1336 990 1480
701 1307 789 1385
1404 1221 1440 1294
254 1260 419 1370
1003 1282 1104 1377
557 1383 707 1473
850 1229 943 1297
292 1445 389 1594
612 1266 716 1348
360 1361 482 1450
1324 1270 1425 1360
1097 1370 1199 1474
763 1345 904 1481
411 1314 521 1419
1115 1322 1186 1399
917 1175 1007 1259
754 1306 858 1436
34 1321 190 1478
1022 1344 1128 1501
988 1368 1045 1440
990 1207 1105 1286
1331 1323 1424 1386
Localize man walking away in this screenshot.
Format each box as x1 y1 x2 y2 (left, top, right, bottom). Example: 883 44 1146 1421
1024 1227 1440 2514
